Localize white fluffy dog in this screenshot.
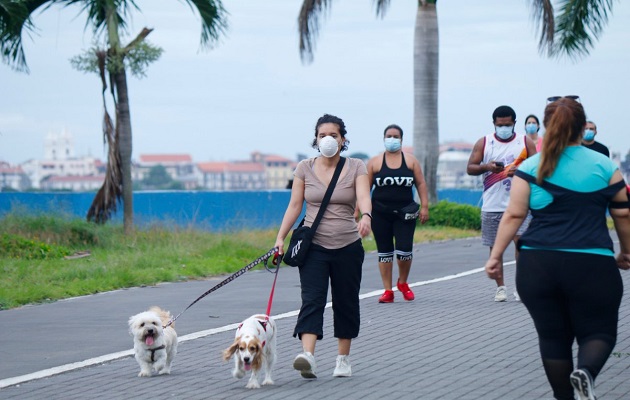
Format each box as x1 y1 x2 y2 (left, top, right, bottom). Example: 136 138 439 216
128 306 178 377
223 314 277 389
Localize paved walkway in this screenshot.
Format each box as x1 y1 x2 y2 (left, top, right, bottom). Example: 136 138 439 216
1 237 630 399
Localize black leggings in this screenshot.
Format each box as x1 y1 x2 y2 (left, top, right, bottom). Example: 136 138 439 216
517 249 623 400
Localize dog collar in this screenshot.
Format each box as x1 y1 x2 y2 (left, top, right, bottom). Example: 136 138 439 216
149 345 166 362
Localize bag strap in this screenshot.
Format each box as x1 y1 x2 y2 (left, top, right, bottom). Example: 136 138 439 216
308 157 346 233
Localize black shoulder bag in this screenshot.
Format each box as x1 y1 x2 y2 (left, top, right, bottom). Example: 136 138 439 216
283 157 346 267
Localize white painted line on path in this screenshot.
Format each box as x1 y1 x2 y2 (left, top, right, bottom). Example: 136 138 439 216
0 263 497 389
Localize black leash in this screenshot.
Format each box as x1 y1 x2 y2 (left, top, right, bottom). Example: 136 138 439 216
164 247 279 328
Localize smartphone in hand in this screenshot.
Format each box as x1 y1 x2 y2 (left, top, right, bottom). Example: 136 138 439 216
495 161 505 168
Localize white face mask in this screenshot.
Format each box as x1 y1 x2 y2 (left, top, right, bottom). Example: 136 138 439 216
318 136 339 158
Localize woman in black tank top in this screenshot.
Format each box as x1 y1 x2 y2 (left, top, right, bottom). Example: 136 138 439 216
366 124 430 304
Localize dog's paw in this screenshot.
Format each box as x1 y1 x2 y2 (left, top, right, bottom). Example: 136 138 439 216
233 369 245 379
245 381 261 389
138 370 152 377
262 378 274 386
158 368 171 375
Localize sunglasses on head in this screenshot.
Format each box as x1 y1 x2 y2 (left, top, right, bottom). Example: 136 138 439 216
547 95 580 104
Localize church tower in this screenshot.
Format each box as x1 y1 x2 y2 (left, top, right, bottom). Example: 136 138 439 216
44 128 75 160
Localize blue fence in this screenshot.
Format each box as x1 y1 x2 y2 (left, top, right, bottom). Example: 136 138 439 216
0 189 482 231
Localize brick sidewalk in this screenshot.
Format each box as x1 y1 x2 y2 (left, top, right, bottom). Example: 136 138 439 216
2 263 630 400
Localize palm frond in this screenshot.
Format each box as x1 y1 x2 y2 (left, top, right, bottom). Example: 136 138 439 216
374 0 391 19
180 0 228 49
533 0 615 60
87 105 122 224
529 0 555 56
36 0 135 40
552 0 614 60
0 0 50 72
298 0 333 63
87 49 122 224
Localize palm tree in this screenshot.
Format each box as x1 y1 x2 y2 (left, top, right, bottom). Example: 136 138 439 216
529 0 615 60
299 0 440 203
0 0 227 234
298 0 616 204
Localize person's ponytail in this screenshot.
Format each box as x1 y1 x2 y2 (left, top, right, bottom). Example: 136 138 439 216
537 99 585 184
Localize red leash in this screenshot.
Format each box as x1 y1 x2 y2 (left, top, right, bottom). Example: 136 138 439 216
265 252 281 316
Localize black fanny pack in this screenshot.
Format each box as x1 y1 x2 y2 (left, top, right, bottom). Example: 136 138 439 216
393 201 420 221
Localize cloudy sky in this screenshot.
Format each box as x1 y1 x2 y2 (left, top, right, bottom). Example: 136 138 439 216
1 0 629 165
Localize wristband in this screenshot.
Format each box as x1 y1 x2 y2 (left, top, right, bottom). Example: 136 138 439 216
362 213 372 220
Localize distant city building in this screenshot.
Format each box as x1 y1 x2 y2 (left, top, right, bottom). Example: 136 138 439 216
197 161 266 190
45 129 75 160
2 130 543 192
251 152 296 189
40 174 105 191
133 154 197 189
20 130 102 189
401 143 481 189
0 162 31 191
437 142 481 189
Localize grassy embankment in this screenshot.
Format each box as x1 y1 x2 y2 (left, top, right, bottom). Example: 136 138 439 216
0 201 481 310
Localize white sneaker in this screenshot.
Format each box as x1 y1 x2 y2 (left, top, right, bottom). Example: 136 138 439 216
293 352 317 379
494 286 507 302
514 291 521 302
570 369 596 400
333 355 352 377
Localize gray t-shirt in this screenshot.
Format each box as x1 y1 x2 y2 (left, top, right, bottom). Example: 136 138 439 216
295 157 367 249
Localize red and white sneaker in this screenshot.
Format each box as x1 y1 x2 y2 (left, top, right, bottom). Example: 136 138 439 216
378 290 394 303
397 280 415 301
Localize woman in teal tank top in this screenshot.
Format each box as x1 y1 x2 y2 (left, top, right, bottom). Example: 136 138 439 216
484 97 630 400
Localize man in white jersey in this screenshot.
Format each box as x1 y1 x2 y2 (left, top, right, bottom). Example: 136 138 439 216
467 105 537 302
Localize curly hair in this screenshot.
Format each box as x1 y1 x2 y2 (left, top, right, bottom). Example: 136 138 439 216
310 114 350 152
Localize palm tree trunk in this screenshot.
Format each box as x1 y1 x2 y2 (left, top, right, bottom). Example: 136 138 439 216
113 70 134 234
413 2 439 204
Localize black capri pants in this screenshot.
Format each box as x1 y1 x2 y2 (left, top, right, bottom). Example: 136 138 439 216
293 239 364 340
372 209 415 263
516 249 623 360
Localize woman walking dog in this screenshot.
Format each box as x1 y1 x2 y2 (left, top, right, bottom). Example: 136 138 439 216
275 114 372 379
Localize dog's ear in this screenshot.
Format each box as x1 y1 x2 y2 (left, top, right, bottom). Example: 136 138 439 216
251 343 263 371
222 339 241 361
128 315 136 335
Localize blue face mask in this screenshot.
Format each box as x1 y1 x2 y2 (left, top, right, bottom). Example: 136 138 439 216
384 137 402 152
525 123 538 135
583 129 595 141
495 126 514 140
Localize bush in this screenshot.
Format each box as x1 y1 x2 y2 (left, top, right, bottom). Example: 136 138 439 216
424 201 481 230
0 233 72 259
0 213 107 247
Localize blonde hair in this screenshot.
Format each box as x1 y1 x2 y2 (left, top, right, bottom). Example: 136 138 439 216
537 98 585 184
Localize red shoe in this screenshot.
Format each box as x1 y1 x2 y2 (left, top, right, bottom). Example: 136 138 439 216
378 290 394 303
397 280 415 301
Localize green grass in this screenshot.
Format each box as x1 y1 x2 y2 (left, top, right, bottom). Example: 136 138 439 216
0 213 479 310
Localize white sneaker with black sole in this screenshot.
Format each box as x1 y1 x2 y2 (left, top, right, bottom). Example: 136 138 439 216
570 368 596 400
332 355 352 377
293 351 317 379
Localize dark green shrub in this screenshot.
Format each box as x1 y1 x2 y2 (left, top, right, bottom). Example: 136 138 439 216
69 225 100 246
0 213 106 247
424 201 481 230
0 233 72 259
